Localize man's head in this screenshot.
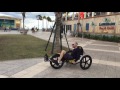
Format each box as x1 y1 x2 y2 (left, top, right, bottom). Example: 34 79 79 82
72 42 78 48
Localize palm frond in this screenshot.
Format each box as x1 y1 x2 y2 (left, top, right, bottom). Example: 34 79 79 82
46 16 52 22
21 12 26 18
36 15 43 20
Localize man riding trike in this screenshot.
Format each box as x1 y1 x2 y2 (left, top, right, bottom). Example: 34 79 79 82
44 41 92 70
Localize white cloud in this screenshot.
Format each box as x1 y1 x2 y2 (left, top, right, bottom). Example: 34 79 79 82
23 17 55 29
0 13 14 17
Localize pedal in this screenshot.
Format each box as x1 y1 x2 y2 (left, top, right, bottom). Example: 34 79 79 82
76 60 80 63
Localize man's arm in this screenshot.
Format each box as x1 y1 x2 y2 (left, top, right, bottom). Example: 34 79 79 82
66 50 73 53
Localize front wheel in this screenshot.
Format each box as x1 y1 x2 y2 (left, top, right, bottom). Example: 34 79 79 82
80 55 92 70
50 61 64 69
50 54 64 69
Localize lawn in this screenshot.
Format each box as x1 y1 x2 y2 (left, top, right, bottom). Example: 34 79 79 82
0 34 68 61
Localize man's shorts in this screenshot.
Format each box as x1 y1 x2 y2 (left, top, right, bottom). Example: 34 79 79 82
63 53 74 60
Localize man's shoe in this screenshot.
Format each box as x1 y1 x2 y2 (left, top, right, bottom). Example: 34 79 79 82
52 60 59 66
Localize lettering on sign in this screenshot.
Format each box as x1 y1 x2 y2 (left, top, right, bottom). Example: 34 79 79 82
99 18 116 30
99 26 115 30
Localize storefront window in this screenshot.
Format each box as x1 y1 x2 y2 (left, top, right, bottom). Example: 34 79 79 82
0 19 14 28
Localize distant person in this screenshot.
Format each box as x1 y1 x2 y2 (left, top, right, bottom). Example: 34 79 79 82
9 27 12 32
31 27 35 33
4 27 7 32
36 29 38 32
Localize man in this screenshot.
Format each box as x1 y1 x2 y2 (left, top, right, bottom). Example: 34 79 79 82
52 42 84 65
4 27 7 32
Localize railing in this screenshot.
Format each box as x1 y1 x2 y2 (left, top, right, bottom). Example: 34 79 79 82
63 13 120 21
62 17 78 21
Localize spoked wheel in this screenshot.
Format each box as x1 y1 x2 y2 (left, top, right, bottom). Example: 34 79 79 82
80 55 92 70
50 54 64 69
50 61 64 69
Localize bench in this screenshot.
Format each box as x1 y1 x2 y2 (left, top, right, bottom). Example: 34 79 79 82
20 30 28 35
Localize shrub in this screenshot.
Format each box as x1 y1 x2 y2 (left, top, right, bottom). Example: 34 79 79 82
77 32 120 42
78 33 82 37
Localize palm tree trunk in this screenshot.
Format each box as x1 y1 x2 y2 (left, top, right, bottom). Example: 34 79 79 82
43 19 44 30
21 12 25 30
65 12 67 21
47 21 49 29
38 20 39 30
46 20 48 30
42 20 43 29
23 16 24 29
72 12 74 20
54 12 62 53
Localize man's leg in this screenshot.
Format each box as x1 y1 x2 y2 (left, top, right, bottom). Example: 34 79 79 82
58 50 66 63
51 50 66 65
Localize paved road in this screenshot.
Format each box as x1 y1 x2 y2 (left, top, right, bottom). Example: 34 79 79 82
0 31 120 78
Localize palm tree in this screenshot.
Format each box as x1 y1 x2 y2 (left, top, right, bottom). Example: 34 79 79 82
36 15 42 30
43 16 46 31
21 12 26 29
46 16 52 30
45 16 48 31
52 12 63 53
52 12 70 54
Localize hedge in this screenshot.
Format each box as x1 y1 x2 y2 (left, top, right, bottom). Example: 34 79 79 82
77 33 120 43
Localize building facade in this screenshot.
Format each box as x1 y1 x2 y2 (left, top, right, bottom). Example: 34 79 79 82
0 16 21 30
63 12 120 35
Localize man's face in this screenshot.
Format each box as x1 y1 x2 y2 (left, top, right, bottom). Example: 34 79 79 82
72 42 77 48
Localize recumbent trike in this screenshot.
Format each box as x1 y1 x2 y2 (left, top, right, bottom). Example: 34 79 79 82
44 46 92 70
44 21 92 70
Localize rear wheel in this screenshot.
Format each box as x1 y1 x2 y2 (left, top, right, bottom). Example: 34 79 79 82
80 55 92 70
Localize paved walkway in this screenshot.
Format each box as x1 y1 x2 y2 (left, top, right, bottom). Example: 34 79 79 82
0 31 120 78
0 30 20 34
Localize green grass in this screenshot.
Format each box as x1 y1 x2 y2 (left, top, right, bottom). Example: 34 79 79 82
0 34 68 61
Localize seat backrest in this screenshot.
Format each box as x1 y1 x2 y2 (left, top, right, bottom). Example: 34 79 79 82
77 46 84 55
74 46 84 61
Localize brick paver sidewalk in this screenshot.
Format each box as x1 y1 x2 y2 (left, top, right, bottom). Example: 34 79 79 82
0 31 120 78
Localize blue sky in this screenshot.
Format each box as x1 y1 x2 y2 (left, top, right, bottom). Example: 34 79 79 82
0 12 55 29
